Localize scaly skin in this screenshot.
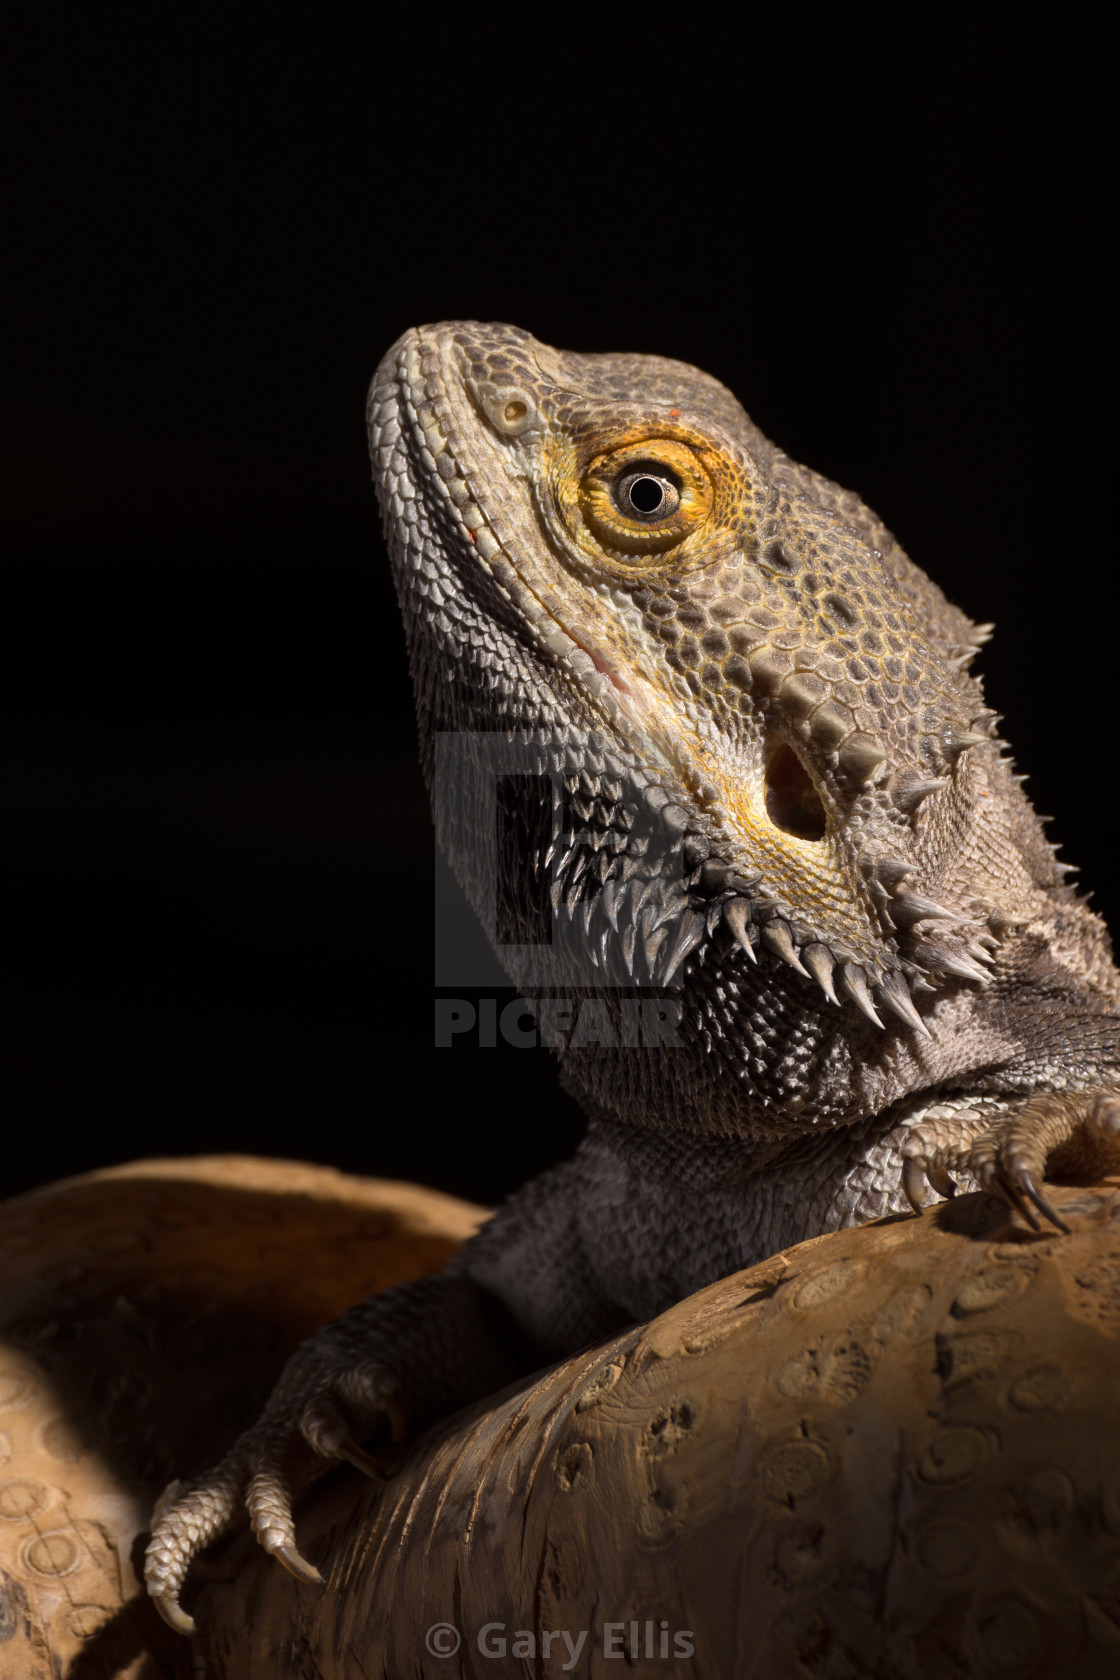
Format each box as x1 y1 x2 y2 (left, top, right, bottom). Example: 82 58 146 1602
145 323 1120 1633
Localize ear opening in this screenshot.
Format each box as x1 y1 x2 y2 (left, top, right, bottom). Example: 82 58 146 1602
765 742 827 841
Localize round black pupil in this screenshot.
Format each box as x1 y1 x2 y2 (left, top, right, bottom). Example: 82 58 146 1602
628 476 665 515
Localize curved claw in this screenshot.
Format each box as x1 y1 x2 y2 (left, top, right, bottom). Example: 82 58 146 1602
268 1541 324 1586
153 1593 197 1637
335 1435 387 1479
300 1387 397 1473
902 1157 929 1215
1019 1169 1072 1235
902 1153 958 1214
986 1166 1042 1232
927 1165 958 1200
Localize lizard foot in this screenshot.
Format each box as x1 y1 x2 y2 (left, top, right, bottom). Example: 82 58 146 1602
902 1090 1120 1233
144 1358 405 1635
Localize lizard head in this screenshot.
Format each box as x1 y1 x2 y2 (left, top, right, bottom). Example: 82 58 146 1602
370 321 1095 1133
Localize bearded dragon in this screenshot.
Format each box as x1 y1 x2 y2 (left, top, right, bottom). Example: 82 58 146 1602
146 323 1120 1633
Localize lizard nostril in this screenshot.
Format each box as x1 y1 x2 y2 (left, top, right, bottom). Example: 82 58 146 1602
765 743 827 842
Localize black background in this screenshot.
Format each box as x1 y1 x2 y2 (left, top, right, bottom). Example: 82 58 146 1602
6 16 1114 1206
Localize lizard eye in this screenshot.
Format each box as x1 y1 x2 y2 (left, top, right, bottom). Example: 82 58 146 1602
576 438 712 559
615 468 681 521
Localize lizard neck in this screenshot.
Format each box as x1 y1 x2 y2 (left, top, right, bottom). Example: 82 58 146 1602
566 1115 916 1320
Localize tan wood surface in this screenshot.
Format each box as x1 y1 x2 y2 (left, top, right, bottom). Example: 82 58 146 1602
0 1155 484 1679
1 1161 1118 1677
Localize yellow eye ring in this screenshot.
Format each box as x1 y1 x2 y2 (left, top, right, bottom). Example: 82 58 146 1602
578 438 713 557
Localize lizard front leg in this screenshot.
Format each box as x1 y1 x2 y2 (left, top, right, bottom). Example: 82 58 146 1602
143 1271 520 1634
901 1089 1120 1232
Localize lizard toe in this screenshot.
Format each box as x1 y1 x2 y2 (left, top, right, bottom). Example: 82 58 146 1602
1017 1169 1070 1234
901 1148 961 1213
966 1090 1120 1234
974 1155 1048 1231
245 1444 324 1583
144 1461 249 1635
299 1395 386 1479
334 1359 408 1443
901 1153 932 1215
900 1106 991 1212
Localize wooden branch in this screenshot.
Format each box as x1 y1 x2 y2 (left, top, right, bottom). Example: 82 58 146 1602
2 1158 1118 1677
197 1179 1120 1678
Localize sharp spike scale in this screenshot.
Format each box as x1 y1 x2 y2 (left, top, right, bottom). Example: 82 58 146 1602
661 912 706 986
894 777 949 814
760 919 810 978
876 973 932 1039
888 893 962 927
723 898 757 961
840 964 885 1028
802 943 839 1005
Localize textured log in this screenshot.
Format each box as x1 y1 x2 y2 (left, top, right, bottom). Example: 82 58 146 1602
196 1179 1120 1680
0 1156 483 1679
2 1162 1120 1677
